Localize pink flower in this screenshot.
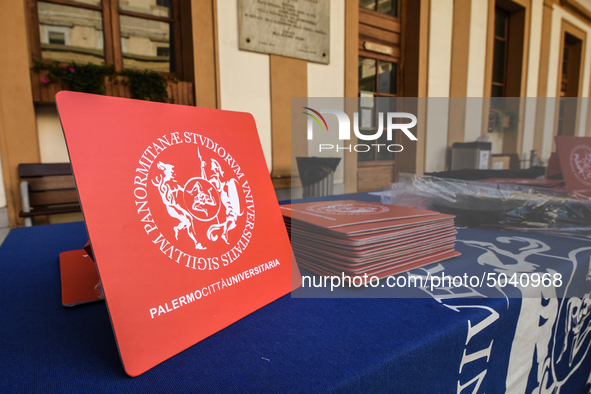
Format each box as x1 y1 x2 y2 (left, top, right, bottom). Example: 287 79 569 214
42 77 50 84
69 67 75 73
62 65 68 69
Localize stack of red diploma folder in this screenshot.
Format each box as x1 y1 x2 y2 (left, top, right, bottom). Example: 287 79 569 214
281 200 460 279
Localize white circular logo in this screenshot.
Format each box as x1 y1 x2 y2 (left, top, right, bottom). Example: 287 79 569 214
306 201 389 215
133 132 255 271
569 144 591 187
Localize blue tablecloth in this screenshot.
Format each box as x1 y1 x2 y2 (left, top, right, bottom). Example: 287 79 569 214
1 194 591 393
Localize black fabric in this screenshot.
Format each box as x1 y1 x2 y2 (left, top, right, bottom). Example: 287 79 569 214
426 166 547 181
296 157 341 186
386 174 591 230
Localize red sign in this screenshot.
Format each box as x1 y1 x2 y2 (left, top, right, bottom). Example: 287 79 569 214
57 92 299 376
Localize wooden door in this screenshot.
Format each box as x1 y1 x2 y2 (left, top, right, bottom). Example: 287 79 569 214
357 0 401 192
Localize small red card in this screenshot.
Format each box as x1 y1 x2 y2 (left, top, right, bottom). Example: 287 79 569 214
56 92 299 376
60 249 101 307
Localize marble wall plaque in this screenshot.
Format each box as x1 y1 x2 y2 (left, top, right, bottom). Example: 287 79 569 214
239 0 330 64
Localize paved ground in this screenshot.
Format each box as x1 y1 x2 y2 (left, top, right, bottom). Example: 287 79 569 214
0 227 8 246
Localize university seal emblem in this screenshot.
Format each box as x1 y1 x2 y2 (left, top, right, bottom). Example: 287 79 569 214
569 144 591 188
133 132 255 271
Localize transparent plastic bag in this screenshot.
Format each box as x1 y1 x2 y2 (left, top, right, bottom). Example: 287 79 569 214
381 173 591 233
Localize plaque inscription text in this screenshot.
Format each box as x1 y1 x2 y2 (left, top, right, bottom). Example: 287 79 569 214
239 0 330 64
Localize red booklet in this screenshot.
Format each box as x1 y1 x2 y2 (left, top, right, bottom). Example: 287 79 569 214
283 200 459 279
280 200 439 229
56 92 299 376
555 136 591 192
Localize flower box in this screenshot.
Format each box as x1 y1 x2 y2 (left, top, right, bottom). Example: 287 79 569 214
31 69 194 106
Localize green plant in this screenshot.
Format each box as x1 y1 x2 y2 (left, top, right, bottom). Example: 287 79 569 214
121 69 169 103
33 61 171 103
34 60 115 95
